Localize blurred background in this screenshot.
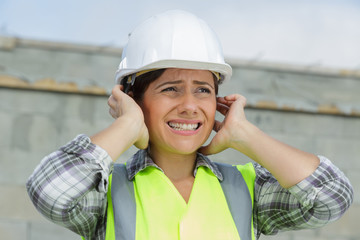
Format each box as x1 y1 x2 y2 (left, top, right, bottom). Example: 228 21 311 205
0 0 359 239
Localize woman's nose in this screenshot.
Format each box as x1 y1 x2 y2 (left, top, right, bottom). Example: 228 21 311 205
177 92 198 116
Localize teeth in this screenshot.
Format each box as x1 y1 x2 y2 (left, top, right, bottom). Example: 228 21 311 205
168 122 199 131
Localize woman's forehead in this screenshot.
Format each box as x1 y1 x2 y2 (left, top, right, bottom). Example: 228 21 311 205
159 68 214 81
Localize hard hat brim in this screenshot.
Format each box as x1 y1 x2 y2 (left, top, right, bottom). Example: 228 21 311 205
115 59 232 85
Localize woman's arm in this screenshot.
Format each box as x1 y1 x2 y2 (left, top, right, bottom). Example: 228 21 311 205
200 94 319 188
231 118 319 188
26 135 112 238
200 94 353 236
253 156 353 237
27 85 148 238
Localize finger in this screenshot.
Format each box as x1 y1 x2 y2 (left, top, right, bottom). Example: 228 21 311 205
111 85 121 95
112 85 127 100
224 94 243 101
216 102 229 116
109 108 117 119
216 97 227 105
107 95 115 108
217 95 235 102
225 94 247 107
219 94 246 105
109 85 128 107
217 96 236 108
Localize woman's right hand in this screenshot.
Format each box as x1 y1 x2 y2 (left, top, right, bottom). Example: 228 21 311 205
107 85 149 149
90 85 148 161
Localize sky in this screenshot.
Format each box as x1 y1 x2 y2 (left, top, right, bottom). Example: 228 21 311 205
1 0 360 69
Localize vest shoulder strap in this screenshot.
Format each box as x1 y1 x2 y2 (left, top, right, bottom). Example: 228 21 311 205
214 162 254 240
107 163 136 240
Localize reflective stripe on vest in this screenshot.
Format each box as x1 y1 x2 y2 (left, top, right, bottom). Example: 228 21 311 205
215 162 255 240
106 163 136 240
106 162 255 240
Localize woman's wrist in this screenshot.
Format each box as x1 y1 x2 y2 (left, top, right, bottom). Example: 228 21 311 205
230 120 263 158
90 116 144 161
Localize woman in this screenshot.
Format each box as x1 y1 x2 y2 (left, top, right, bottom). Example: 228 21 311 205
27 10 353 240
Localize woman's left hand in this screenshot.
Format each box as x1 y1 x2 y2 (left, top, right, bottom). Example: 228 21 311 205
200 94 320 189
199 94 248 155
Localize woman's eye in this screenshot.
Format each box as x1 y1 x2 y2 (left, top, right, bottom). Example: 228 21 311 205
198 88 211 93
161 87 176 92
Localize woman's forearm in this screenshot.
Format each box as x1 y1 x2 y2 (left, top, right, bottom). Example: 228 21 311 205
233 121 320 188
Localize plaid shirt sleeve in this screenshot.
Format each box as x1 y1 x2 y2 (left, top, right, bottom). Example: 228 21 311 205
26 134 113 239
253 155 354 238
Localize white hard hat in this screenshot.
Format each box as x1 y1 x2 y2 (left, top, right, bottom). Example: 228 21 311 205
115 10 232 85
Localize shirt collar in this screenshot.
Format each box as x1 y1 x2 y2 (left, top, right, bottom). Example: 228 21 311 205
125 149 223 181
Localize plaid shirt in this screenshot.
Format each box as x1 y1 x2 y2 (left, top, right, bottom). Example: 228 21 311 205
26 134 353 240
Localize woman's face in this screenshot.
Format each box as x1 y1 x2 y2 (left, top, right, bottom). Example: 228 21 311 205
140 68 217 155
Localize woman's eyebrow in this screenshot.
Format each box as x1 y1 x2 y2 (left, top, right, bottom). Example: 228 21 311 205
193 80 214 89
154 80 182 89
154 80 214 90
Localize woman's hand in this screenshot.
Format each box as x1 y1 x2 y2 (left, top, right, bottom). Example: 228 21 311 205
108 85 140 119
107 85 149 149
200 93 319 189
199 94 248 155
90 85 149 161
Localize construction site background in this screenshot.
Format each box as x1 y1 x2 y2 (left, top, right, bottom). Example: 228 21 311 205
0 36 359 240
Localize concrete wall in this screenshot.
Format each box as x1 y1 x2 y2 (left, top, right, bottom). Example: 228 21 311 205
0 36 359 239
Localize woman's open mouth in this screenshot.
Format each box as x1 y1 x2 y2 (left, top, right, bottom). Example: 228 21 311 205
168 122 201 131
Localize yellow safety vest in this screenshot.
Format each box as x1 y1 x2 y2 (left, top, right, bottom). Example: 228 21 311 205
105 162 256 240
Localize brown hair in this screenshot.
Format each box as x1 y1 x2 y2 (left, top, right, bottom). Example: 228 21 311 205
128 69 219 102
